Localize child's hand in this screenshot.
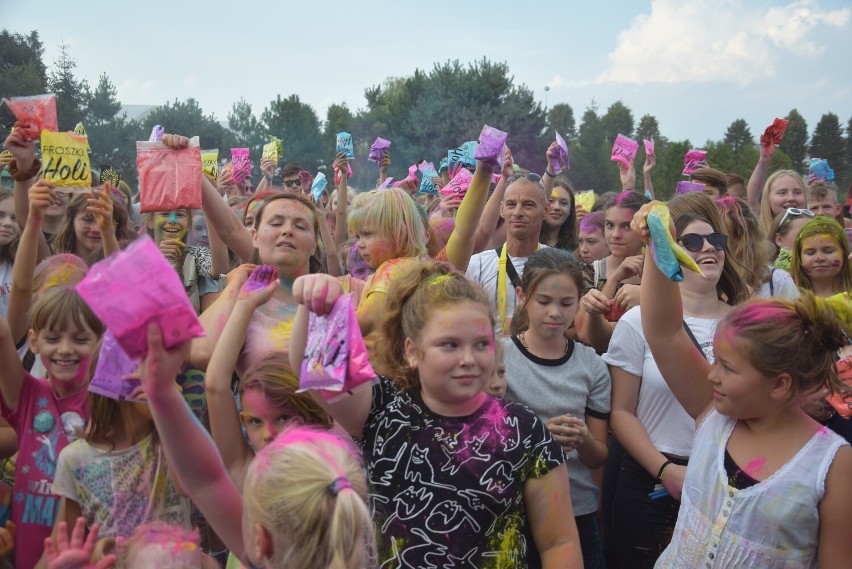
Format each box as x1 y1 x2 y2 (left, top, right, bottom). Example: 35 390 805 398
660 463 687 501
618 162 636 190
44 518 116 569
4 125 37 170
612 255 644 283
160 134 190 150
582 289 612 316
575 204 588 223
332 153 349 173
28 179 58 218
159 239 185 265
545 414 589 453
87 186 114 234
643 151 656 175
614 283 641 311
260 156 276 180
293 273 344 315
138 324 192 399
238 265 279 308
0 521 14 557
217 164 236 197
299 170 314 194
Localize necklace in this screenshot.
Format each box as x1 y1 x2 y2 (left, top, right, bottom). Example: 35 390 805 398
518 331 570 356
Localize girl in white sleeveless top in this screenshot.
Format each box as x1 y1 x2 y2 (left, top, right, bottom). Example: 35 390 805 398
632 202 852 568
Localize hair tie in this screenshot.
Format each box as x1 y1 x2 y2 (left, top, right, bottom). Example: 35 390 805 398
328 476 352 496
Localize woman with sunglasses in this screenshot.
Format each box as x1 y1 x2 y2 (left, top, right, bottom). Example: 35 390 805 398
601 192 747 568
768 207 815 271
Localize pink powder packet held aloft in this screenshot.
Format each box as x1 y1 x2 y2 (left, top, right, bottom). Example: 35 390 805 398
644 138 655 156
231 148 251 185
676 181 705 195
682 149 707 175
551 132 570 175
760 118 789 147
438 168 474 200
75 236 205 359
392 164 418 189
88 329 141 402
611 134 639 166
299 295 377 401
378 177 394 189
368 137 391 163
473 125 508 168
3 93 58 140
137 136 202 213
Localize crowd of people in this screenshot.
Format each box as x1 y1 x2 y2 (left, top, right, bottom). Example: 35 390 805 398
0 116 849 569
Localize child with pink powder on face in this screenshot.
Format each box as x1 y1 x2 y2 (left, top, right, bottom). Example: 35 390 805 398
290 261 583 568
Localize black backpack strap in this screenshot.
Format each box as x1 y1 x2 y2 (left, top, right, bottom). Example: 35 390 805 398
683 320 708 361
495 245 523 289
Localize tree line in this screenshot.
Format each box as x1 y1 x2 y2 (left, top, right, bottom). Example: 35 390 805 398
2 29 851 199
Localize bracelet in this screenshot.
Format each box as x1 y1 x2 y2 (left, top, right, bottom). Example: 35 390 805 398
8 157 41 181
545 170 556 177
657 460 672 482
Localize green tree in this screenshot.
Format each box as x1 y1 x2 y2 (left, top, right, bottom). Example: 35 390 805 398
635 114 662 145
546 103 576 141
139 98 236 154
723 118 753 161
810 112 846 181
227 99 266 160
261 94 323 172
0 30 49 138
779 109 808 174
600 100 634 144
83 73 135 187
87 73 121 125
844 115 852 190
48 42 90 131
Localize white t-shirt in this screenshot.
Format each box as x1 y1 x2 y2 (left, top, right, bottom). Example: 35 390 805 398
0 260 12 319
602 306 719 457
756 266 800 300
465 245 545 329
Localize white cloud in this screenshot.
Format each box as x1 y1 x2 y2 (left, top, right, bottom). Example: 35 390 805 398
596 0 849 85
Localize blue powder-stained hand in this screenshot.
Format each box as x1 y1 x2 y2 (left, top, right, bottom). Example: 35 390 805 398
647 204 703 282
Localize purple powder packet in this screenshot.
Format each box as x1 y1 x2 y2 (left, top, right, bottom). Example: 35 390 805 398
676 181 705 195
611 134 639 166
88 329 141 402
231 148 251 185
473 125 508 168
368 137 391 163
149 125 164 142
551 132 570 175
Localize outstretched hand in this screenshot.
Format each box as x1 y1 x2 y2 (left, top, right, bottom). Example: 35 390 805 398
44 518 115 569
238 264 280 308
292 273 344 315
4 123 37 170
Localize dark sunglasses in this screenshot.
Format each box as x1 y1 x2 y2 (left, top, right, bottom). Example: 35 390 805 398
506 172 543 183
677 232 728 252
283 178 302 188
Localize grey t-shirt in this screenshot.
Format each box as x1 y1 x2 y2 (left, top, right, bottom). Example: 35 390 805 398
502 335 611 516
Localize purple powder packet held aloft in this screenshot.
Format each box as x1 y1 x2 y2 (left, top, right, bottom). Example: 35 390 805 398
75 236 205 359
676 181 705 196
611 134 639 166
473 124 508 168
368 137 391 163
88 329 141 402
231 148 251 185
551 132 570 175
644 138 655 156
682 149 707 175
149 125 164 142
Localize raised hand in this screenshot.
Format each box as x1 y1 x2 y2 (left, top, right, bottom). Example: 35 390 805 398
4 123 37 171
87 186 115 234
28 179 58 219
292 273 344 315
44 518 115 569
237 264 280 309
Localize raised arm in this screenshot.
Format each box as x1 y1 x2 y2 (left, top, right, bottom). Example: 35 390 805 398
541 141 559 194
446 160 495 271
333 154 350 249
746 140 773 213
87 186 120 257
633 204 712 420
206 266 279 482
643 151 656 199
317 209 341 277
289 274 372 437
139 325 247 563
5 126 51 261
7 180 56 344
0 315 24 412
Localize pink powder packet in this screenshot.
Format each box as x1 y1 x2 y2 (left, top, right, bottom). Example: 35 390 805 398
2 94 58 140
611 134 639 166
298 294 377 401
75 236 206 359
378 177 394 189
392 164 418 189
473 124 508 168
682 149 707 175
88 329 141 402
551 132 570 175
676 181 705 195
137 136 202 213
760 118 789 147
231 148 251 185
644 138 655 156
438 168 473 200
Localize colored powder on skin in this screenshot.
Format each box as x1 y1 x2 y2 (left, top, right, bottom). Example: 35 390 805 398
743 457 766 479
269 319 295 347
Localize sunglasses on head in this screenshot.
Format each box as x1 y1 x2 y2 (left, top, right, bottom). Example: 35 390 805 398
677 232 728 252
779 207 814 226
506 172 543 183
283 178 302 188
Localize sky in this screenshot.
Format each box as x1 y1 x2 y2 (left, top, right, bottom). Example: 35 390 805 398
4 0 851 145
